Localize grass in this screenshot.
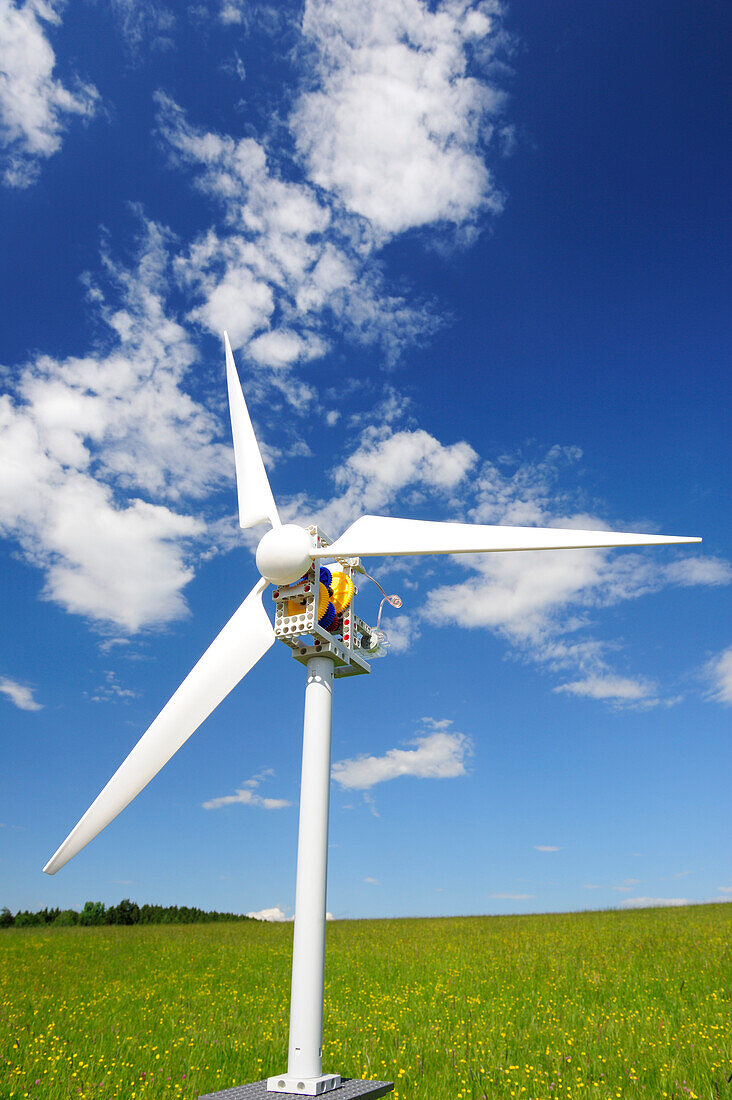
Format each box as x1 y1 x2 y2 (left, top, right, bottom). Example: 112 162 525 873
2 903 731 1099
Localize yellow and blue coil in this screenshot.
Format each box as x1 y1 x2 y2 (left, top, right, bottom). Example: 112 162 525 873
317 569 335 630
330 570 354 614
286 566 351 633
317 565 354 631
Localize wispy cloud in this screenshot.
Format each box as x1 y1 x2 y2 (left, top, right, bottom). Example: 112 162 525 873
109 0 175 54
0 676 42 711
332 726 472 790
202 769 291 811
664 558 732 587
417 444 728 705
534 845 560 852
363 876 380 885
704 645 732 705
155 93 441 396
291 423 478 540
89 670 138 704
620 897 692 909
0 0 99 187
150 2 512 410
490 892 535 901
555 675 657 705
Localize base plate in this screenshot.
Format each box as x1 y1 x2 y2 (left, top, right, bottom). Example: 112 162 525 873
199 1079 393 1100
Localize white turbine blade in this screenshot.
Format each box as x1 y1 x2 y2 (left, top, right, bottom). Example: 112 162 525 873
318 515 701 560
44 578 275 875
224 331 280 530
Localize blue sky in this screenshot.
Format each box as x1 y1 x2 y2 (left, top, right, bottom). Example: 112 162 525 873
1 0 730 921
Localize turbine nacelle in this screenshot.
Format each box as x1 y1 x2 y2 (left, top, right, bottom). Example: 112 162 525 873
256 524 315 585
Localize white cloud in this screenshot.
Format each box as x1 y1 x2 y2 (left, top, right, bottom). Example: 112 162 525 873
424 545 608 638
0 221 230 632
219 1 243 24
379 613 417 654
202 790 292 810
188 255 275 349
155 93 447 405
248 329 327 370
534 845 560 852
705 645 732 705
241 767 275 786
216 0 286 32
620 897 692 909
420 717 454 730
416 444 731 704
339 427 477 495
332 728 471 790
285 429 727 707
202 770 291 810
363 876 380 885
292 0 507 236
664 557 732 587
296 424 478 537
555 676 656 704
246 905 334 921
490 893 534 901
246 906 291 922
0 0 99 187
109 0 174 53
612 878 641 892
89 670 137 703
718 886 732 894
0 676 42 710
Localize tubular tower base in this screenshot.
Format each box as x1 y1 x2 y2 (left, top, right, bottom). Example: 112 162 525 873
267 1073 340 1095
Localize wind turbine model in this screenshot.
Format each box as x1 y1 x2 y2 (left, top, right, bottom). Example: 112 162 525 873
44 333 701 1100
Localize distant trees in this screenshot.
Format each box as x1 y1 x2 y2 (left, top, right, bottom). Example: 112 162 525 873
106 898 139 925
54 909 78 926
13 907 62 927
0 900 253 928
79 900 106 926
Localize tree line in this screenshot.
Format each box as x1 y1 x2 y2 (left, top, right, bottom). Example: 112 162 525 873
1 899 254 928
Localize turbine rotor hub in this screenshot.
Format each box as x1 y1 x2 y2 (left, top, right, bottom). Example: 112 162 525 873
256 524 315 585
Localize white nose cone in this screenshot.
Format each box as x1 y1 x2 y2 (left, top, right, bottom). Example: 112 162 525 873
256 524 314 585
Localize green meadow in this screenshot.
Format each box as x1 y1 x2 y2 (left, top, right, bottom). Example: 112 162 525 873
2 903 730 1100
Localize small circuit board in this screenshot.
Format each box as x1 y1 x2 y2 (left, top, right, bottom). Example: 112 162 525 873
271 526 381 678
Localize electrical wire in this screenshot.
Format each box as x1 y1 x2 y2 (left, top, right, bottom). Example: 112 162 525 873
361 569 402 631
